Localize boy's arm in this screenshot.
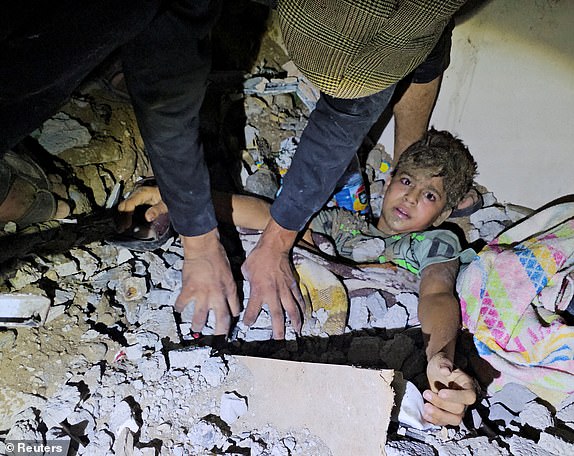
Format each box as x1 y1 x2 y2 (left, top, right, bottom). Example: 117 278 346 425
212 192 272 230
213 192 316 244
418 260 477 426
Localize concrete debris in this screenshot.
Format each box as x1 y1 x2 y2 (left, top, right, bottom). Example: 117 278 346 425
34 112 92 155
537 432 574 456
188 418 230 452
0 293 51 327
41 384 81 427
378 302 409 329
556 394 574 425
488 402 519 426
489 382 538 414
519 400 555 430
1 14 571 456
245 167 279 199
508 435 557 456
220 391 248 424
109 399 140 436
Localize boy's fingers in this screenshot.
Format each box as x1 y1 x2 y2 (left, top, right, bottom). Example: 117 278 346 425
437 387 477 407
118 186 163 212
423 402 465 427
145 201 169 222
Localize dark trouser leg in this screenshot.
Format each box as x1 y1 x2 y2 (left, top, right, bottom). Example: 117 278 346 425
121 0 222 237
0 0 160 154
271 85 396 231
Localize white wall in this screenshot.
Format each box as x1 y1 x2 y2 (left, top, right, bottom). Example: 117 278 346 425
379 0 574 209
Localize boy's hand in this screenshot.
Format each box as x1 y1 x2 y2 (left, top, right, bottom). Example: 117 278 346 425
176 230 241 335
423 352 477 426
116 183 168 231
241 219 304 339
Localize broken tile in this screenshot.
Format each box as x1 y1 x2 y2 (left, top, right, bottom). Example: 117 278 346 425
538 432 574 455
490 383 537 414
508 435 556 456
220 391 248 424
519 400 554 430
386 439 435 456
34 112 91 155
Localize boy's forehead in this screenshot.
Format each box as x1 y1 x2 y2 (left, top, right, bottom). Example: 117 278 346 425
395 165 442 182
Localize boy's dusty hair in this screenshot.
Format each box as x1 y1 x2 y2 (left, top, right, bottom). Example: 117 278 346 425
394 128 477 210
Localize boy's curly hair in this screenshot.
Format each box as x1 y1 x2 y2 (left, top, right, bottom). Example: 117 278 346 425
394 128 478 210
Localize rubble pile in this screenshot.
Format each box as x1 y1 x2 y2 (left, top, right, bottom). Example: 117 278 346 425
1 224 574 454
1 8 573 455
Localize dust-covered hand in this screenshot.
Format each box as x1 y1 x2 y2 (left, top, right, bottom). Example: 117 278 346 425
117 182 168 230
241 219 304 339
175 230 241 335
423 352 477 426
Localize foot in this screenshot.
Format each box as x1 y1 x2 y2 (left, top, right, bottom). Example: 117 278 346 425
0 177 69 224
0 152 70 228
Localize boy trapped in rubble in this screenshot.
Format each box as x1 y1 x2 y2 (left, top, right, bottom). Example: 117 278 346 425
213 129 479 426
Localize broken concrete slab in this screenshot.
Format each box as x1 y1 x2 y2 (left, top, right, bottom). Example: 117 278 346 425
0 293 51 327
233 356 395 456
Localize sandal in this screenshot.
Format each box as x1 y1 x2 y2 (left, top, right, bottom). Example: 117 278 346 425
450 187 484 218
0 151 67 228
108 178 174 251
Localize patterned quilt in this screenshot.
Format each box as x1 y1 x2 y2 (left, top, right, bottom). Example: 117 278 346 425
457 202 574 405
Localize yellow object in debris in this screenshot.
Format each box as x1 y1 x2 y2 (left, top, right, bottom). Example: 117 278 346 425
296 258 348 334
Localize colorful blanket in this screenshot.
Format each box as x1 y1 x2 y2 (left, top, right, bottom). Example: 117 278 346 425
457 202 574 405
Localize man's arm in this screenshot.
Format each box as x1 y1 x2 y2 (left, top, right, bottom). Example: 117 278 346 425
118 187 241 336
418 260 477 426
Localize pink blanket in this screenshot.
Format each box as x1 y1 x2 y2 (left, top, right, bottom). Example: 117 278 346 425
457 202 574 405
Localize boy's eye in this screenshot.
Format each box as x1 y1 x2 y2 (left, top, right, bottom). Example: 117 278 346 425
400 177 411 186
425 192 437 202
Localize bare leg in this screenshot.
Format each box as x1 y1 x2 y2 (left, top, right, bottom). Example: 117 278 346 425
392 76 442 164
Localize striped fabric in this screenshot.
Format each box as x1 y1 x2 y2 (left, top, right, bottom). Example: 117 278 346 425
278 0 466 98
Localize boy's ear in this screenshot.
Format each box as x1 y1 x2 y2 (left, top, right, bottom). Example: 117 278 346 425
432 208 452 227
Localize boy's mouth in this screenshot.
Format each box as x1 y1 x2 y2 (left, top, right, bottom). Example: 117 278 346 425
394 206 409 219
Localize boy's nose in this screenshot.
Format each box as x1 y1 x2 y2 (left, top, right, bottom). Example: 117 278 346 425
403 189 418 204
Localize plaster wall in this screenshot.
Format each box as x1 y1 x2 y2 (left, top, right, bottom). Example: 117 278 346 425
379 0 574 209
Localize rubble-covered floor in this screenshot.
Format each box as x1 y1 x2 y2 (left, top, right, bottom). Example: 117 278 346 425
1 5 574 455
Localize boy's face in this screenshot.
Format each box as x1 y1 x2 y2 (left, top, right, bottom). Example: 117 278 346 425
377 168 451 235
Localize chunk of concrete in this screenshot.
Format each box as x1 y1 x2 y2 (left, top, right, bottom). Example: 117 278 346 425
0 293 51 327
233 356 394 456
490 383 537 414
220 391 248 425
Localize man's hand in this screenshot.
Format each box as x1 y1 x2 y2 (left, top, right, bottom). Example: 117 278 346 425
423 352 477 426
241 219 304 339
176 230 241 335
